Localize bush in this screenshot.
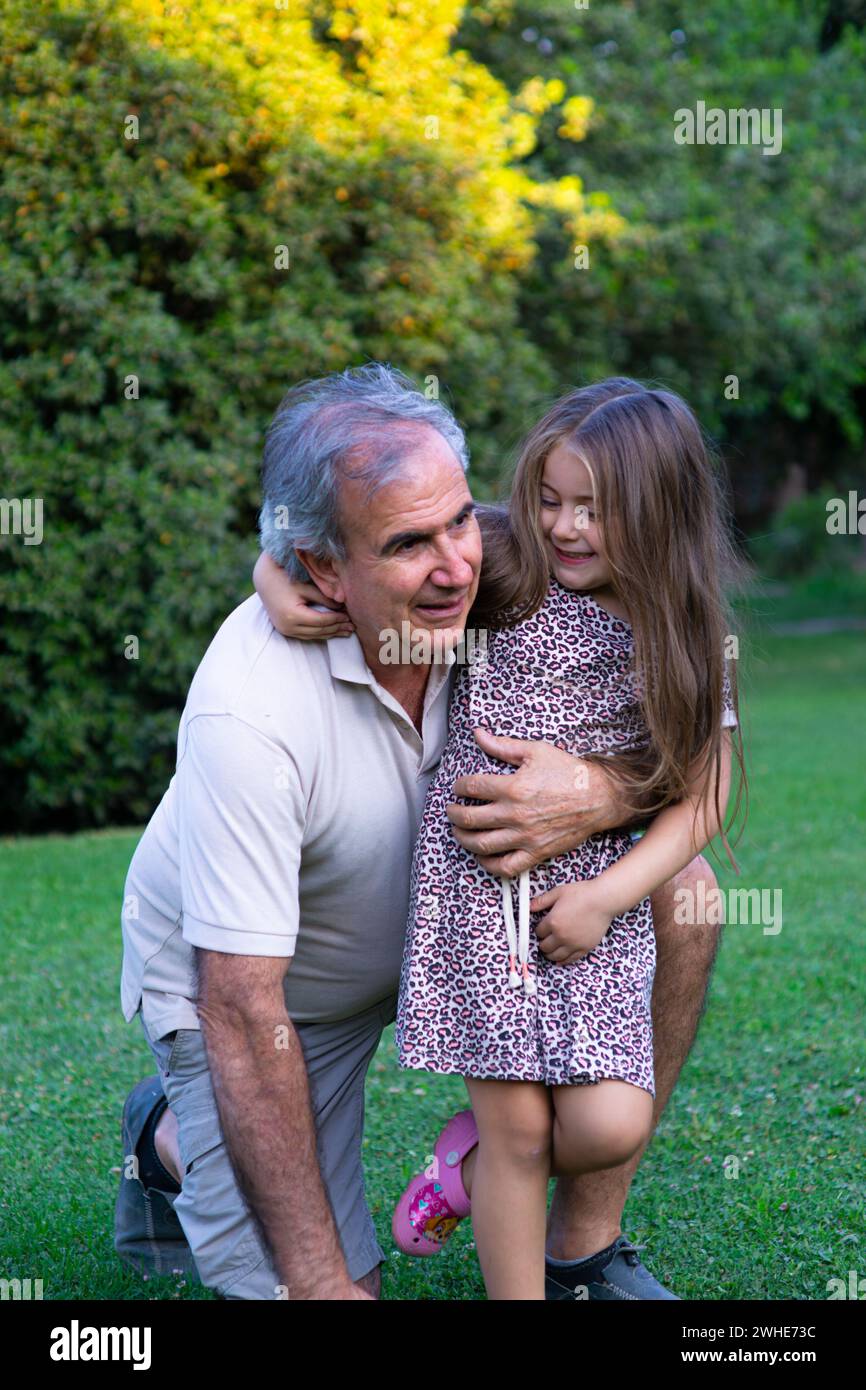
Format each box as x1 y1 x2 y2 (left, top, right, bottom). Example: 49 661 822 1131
4 0 865 829
458 0 866 524
749 490 861 579
0 0 616 829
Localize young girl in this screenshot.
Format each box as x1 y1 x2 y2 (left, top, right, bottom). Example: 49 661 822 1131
254 377 745 1301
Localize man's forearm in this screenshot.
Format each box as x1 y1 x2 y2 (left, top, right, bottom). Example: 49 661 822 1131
446 731 657 875
579 750 670 840
569 756 640 840
200 1012 349 1299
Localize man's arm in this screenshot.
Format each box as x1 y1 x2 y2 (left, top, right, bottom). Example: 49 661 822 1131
174 712 368 1299
195 948 368 1301
445 727 636 877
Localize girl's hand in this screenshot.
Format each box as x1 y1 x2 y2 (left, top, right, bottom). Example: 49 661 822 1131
252 551 354 640
530 879 615 965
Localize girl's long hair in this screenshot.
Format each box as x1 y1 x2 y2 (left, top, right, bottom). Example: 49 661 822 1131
469 377 747 862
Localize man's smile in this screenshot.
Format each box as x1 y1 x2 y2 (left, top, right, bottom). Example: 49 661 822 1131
413 591 470 618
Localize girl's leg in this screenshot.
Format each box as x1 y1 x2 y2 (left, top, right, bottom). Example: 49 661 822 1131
550 1080 655 1178
463 1077 553 1301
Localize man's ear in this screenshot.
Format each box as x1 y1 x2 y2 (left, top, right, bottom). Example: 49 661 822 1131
294 548 347 605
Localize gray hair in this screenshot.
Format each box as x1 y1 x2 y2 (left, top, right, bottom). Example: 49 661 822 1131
258 362 470 582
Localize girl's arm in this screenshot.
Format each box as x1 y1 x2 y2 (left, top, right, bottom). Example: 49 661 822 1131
592 734 732 919
252 551 354 640
531 734 733 962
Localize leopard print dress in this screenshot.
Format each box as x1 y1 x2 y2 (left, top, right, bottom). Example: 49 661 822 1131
395 575 657 1096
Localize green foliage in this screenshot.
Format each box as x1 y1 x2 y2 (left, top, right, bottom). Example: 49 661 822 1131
0 0 616 829
458 0 866 520
2 0 865 828
749 490 861 579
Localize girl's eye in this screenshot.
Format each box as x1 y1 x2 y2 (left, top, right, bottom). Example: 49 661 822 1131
541 496 557 509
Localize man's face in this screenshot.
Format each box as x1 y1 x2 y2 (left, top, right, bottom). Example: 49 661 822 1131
327 428 482 664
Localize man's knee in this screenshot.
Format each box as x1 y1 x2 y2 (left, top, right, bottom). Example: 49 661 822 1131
651 855 723 1023
645 857 725 1102
651 853 722 948
356 1262 382 1299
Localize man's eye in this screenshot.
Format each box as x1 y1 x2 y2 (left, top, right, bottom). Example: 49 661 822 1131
397 539 417 553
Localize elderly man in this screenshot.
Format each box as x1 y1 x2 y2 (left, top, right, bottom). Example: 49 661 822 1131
115 363 720 1301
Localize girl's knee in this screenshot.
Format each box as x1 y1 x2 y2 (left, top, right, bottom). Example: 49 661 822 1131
554 1119 635 1173
500 1113 553 1167
553 1083 654 1173
594 1109 652 1167
476 1108 553 1168
468 1081 553 1168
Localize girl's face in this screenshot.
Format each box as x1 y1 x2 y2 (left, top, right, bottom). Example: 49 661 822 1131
539 441 613 592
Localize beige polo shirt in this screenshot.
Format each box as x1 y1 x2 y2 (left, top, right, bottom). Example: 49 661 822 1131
120 594 455 1041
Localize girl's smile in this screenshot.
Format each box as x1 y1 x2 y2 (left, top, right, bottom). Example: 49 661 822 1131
538 441 630 622
551 545 596 567
539 442 611 592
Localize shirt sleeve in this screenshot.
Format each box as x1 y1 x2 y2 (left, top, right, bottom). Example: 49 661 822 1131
176 712 306 956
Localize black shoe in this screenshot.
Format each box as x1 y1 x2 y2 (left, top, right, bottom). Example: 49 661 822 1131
114 1076 199 1281
545 1236 681 1301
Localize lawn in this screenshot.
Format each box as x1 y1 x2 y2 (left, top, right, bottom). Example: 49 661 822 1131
1 627 863 1301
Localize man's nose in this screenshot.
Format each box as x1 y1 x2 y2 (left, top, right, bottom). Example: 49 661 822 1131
429 533 477 588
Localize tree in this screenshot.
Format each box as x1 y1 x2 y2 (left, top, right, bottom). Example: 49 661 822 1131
458 0 866 523
0 0 617 828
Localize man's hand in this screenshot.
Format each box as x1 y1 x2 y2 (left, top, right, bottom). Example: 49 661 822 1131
446 727 622 877
531 879 614 966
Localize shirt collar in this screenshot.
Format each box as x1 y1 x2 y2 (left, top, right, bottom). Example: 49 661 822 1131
326 632 373 686
326 631 455 723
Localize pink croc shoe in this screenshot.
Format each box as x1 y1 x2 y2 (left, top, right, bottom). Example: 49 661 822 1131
392 1109 478 1256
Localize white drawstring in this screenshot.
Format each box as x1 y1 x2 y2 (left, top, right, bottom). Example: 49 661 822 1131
501 871 537 995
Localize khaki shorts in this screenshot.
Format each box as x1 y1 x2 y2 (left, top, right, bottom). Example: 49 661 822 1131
140 992 398 1299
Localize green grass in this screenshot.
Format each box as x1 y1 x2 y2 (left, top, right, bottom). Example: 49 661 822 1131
1 629 863 1300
